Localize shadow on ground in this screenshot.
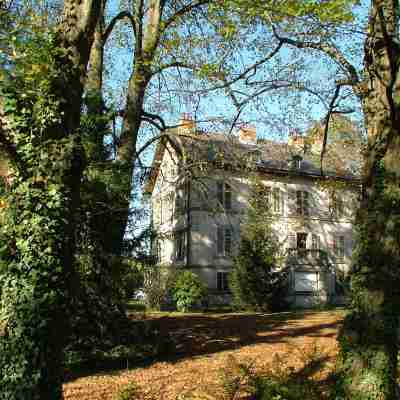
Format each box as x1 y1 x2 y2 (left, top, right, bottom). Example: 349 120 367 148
64 311 343 382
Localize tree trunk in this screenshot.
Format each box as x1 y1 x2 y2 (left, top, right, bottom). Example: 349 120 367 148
111 0 163 252
0 1 101 398
337 1 400 398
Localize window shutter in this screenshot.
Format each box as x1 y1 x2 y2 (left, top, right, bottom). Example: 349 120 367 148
332 236 338 258
337 196 344 219
273 188 280 213
217 181 224 209
338 236 345 259
225 227 232 255
265 187 271 210
303 191 310 216
289 189 297 215
160 197 163 224
217 272 222 290
296 190 302 215
287 232 296 249
169 193 174 223
225 184 232 210
217 226 224 255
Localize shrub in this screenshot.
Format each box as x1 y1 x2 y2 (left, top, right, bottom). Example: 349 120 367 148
172 271 206 312
113 382 138 400
219 346 326 400
143 264 177 310
230 180 288 312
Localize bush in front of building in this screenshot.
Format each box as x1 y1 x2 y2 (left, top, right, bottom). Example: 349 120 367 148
142 264 178 310
172 271 207 312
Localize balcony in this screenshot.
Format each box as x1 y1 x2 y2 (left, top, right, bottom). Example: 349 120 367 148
286 249 328 266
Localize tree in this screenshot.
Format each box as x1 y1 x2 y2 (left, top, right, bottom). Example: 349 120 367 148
230 180 288 312
221 0 400 397
0 1 102 398
81 0 213 254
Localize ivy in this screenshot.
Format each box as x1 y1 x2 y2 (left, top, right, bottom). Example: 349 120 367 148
0 16 83 400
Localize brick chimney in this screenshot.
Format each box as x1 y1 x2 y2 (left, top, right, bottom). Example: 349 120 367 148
288 129 305 153
178 113 196 134
239 125 257 144
311 136 323 154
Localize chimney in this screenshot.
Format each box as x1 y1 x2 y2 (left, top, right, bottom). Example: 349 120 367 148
239 125 257 144
311 136 323 154
178 113 196 134
288 129 305 153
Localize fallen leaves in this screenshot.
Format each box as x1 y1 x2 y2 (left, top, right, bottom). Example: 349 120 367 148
63 310 343 400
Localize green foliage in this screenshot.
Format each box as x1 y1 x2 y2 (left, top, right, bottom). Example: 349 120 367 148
218 0 358 24
172 271 207 312
113 382 138 400
0 12 83 396
230 180 288 312
219 348 325 400
143 264 178 310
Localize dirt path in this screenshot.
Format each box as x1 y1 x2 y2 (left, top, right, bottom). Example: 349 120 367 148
63 311 343 400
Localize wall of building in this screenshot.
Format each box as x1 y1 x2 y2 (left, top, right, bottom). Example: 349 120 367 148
150 146 357 307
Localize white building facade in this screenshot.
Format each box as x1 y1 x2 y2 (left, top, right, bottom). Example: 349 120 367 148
145 119 360 307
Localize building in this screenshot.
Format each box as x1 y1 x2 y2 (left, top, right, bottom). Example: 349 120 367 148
144 116 362 307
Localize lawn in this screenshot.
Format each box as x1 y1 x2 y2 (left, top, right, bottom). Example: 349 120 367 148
63 310 344 400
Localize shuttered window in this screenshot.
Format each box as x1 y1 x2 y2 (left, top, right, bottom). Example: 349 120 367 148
175 231 186 260
273 188 283 213
297 232 307 249
217 271 230 291
329 192 344 219
217 181 232 210
311 234 320 250
296 190 310 216
333 235 345 261
217 226 233 256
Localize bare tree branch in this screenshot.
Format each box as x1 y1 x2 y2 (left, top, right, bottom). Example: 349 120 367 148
270 26 360 89
103 11 137 42
151 61 196 77
162 0 210 33
320 84 343 175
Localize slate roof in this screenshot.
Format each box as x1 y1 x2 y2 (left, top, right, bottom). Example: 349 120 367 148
144 129 362 194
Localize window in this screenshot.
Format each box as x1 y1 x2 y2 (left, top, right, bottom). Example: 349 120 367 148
217 181 232 210
175 231 186 261
175 186 186 215
290 155 303 170
217 226 232 256
153 198 161 226
273 188 283 213
296 190 309 216
154 239 162 263
167 192 174 222
296 232 308 250
294 272 318 292
333 235 345 261
217 271 230 291
311 234 320 250
329 191 344 219
159 197 164 224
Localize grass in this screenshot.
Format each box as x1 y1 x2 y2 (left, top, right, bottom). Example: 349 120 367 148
63 310 345 400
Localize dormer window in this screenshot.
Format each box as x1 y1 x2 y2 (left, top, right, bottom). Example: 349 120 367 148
289 154 303 170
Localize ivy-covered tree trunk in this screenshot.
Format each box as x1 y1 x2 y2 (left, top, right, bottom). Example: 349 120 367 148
0 1 101 399
338 1 400 398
